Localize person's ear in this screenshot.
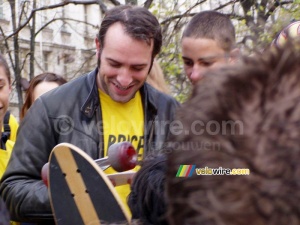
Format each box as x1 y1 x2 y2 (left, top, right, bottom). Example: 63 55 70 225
229 48 240 63
95 37 101 58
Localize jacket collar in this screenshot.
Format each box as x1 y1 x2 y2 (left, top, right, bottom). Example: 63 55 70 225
81 68 99 118
140 82 158 116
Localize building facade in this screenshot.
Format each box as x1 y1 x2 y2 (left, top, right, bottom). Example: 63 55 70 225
0 0 104 120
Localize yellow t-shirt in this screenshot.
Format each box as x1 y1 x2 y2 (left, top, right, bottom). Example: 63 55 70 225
1 114 19 142
99 89 144 215
0 139 20 225
0 139 14 179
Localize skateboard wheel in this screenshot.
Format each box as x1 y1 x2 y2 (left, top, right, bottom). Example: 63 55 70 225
108 142 137 172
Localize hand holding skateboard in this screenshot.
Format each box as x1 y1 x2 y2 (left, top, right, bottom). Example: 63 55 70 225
41 141 137 187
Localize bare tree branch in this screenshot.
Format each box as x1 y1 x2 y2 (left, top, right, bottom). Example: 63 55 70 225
35 18 98 37
20 52 31 73
1 0 103 41
0 26 14 70
161 0 207 25
256 0 268 27
18 0 27 27
96 0 108 14
143 0 153 9
240 0 255 27
106 0 121 6
213 0 236 11
265 1 293 21
7 0 24 108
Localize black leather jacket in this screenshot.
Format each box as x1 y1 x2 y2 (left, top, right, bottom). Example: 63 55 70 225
0 68 179 224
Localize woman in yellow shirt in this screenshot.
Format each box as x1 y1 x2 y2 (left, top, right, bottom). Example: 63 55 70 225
0 54 21 225
0 54 14 179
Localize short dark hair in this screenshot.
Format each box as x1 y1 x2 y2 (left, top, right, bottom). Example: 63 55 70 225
98 5 162 60
166 41 300 225
182 11 236 51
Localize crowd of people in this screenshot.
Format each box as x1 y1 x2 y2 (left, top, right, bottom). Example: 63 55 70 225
1 4 300 225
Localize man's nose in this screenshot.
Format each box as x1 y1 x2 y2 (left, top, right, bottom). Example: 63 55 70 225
117 68 133 87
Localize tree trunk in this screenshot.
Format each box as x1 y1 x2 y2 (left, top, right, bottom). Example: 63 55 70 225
9 0 23 114
29 0 36 80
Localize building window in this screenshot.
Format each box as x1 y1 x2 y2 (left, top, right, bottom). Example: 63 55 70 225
43 51 50 71
61 7 68 32
62 53 71 77
64 63 68 75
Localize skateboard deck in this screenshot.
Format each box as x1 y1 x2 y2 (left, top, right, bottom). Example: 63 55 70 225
48 143 131 225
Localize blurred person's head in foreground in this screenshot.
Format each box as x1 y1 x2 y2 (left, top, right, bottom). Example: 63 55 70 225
166 40 300 225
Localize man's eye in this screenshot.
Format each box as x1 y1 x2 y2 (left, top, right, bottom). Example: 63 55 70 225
132 67 144 71
111 64 121 68
108 61 121 68
201 61 213 67
183 60 193 67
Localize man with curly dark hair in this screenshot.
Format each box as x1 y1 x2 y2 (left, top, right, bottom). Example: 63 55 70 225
166 40 300 225
128 154 168 225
